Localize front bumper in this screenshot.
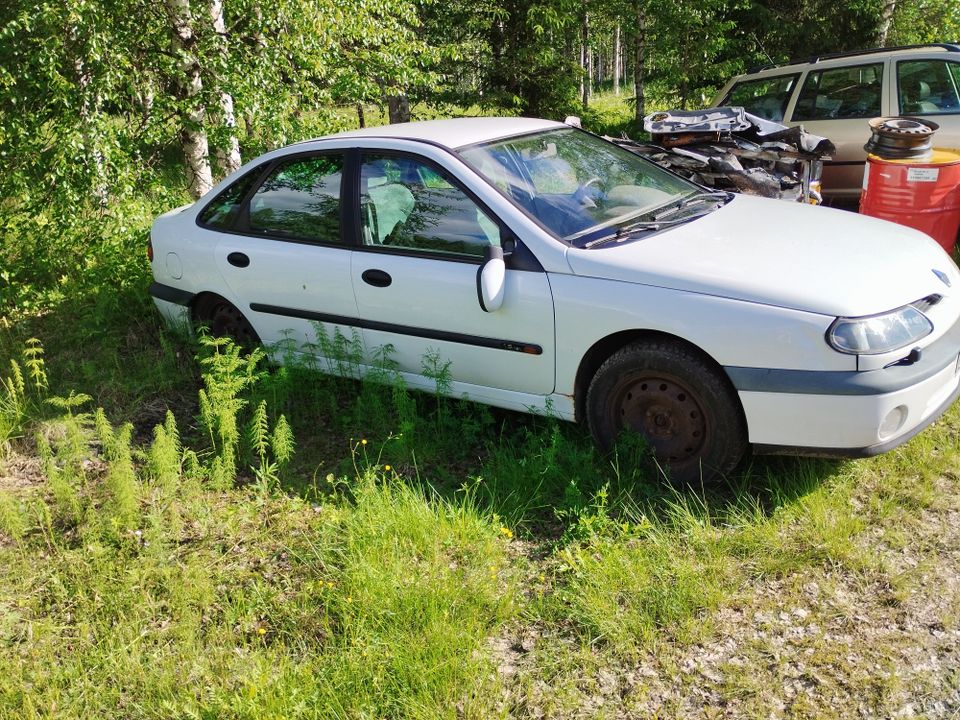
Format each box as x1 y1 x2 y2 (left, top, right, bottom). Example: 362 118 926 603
728 316 960 456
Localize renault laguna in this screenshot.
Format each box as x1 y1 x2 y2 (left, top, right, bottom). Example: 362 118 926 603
149 117 960 482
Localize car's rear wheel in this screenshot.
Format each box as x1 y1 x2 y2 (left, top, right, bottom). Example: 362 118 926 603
586 339 747 484
193 295 261 350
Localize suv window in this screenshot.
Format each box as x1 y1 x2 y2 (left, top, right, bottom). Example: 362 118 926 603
722 74 799 122
793 63 883 120
897 59 960 114
248 154 343 242
359 154 500 259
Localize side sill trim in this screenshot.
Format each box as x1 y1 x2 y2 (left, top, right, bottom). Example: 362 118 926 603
753 381 960 459
249 303 543 355
150 282 195 306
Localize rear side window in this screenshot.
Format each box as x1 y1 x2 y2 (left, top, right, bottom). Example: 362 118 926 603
248 154 344 242
793 63 883 120
198 166 264 230
897 59 960 115
722 74 799 122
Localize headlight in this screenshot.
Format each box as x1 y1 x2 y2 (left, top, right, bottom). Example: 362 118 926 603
827 304 933 355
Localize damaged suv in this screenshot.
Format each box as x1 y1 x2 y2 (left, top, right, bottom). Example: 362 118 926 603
150 117 960 482
715 43 960 199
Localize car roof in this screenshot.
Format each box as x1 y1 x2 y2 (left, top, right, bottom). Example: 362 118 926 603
317 117 566 149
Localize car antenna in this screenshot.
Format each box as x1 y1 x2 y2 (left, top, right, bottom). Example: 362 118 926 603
752 32 775 67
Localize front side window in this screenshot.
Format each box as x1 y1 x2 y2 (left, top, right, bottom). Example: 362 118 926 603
897 60 960 115
359 154 501 259
248 154 343 242
722 73 799 122
793 63 883 120
460 128 699 245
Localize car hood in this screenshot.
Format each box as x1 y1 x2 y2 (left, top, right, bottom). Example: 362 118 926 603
564 194 959 317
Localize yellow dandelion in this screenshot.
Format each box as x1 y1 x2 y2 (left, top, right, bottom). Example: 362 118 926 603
384 464 392 471
361 439 368 445
257 627 266 636
499 526 513 538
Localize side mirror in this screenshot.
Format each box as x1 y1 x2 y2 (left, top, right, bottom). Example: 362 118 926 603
477 245 506 312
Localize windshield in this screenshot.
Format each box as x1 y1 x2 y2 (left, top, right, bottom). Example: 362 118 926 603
459 128 704 245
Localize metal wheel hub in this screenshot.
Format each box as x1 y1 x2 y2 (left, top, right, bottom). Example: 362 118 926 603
616 375 707 461
209 303 255 346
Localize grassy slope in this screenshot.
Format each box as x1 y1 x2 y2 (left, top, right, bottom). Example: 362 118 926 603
1 97 959 718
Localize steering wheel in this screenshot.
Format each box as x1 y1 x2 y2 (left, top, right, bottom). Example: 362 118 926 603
575 176 604 207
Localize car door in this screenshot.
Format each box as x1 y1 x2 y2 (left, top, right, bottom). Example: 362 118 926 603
784 61 889 198
350 151 556 395
210 151 363 363
893 57 960 148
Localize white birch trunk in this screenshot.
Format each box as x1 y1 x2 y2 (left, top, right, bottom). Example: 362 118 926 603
581 7 589 109
165 0 214 199
68 25 108 205
614 23 621 95
877 0 897 46
633 2 647 127
208 0 241 176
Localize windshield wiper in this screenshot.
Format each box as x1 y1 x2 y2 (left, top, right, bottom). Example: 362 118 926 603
652 191 731 221
582 214 698 248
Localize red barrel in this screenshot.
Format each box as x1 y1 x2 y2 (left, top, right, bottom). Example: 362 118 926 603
860 149 960 254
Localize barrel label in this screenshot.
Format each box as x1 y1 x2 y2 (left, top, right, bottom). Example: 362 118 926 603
907 167 940 182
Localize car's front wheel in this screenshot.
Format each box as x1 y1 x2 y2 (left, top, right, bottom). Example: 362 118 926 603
586 339 747 484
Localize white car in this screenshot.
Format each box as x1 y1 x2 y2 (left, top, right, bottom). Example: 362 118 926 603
150 117 960 482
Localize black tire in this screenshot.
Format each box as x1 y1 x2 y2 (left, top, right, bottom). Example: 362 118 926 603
193 295 261 351
585 339 747 484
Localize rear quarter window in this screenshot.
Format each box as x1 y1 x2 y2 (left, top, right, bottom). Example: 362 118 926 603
198 165 265 230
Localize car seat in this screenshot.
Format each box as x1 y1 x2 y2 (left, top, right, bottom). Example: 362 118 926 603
360 160 415 244
901 76 939 114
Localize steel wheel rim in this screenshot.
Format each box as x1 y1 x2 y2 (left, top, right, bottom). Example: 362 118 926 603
611 372 708 462
210 303 255 346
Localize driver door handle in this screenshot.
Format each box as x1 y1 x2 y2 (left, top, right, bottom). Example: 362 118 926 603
361 269 392 288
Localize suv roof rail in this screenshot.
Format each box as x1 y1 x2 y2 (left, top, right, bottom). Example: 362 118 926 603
748 42 960 73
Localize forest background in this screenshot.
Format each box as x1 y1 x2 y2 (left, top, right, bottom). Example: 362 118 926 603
1 0 959 312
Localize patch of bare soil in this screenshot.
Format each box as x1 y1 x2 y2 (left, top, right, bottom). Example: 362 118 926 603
495 476 960 719
0 451 43 491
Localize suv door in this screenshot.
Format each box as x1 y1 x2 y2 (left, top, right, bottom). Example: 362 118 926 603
785 61 888 199
350 151 556 395
894 57 960 148
209 152 363 362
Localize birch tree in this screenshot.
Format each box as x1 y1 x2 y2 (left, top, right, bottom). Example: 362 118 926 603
208 0 242 175
165 0 214 198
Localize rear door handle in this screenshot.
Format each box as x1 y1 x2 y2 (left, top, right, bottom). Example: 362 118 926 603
361 269 392 287
227 252 250 268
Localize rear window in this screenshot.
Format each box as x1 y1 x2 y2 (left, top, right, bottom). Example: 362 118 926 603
722 73 799 122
